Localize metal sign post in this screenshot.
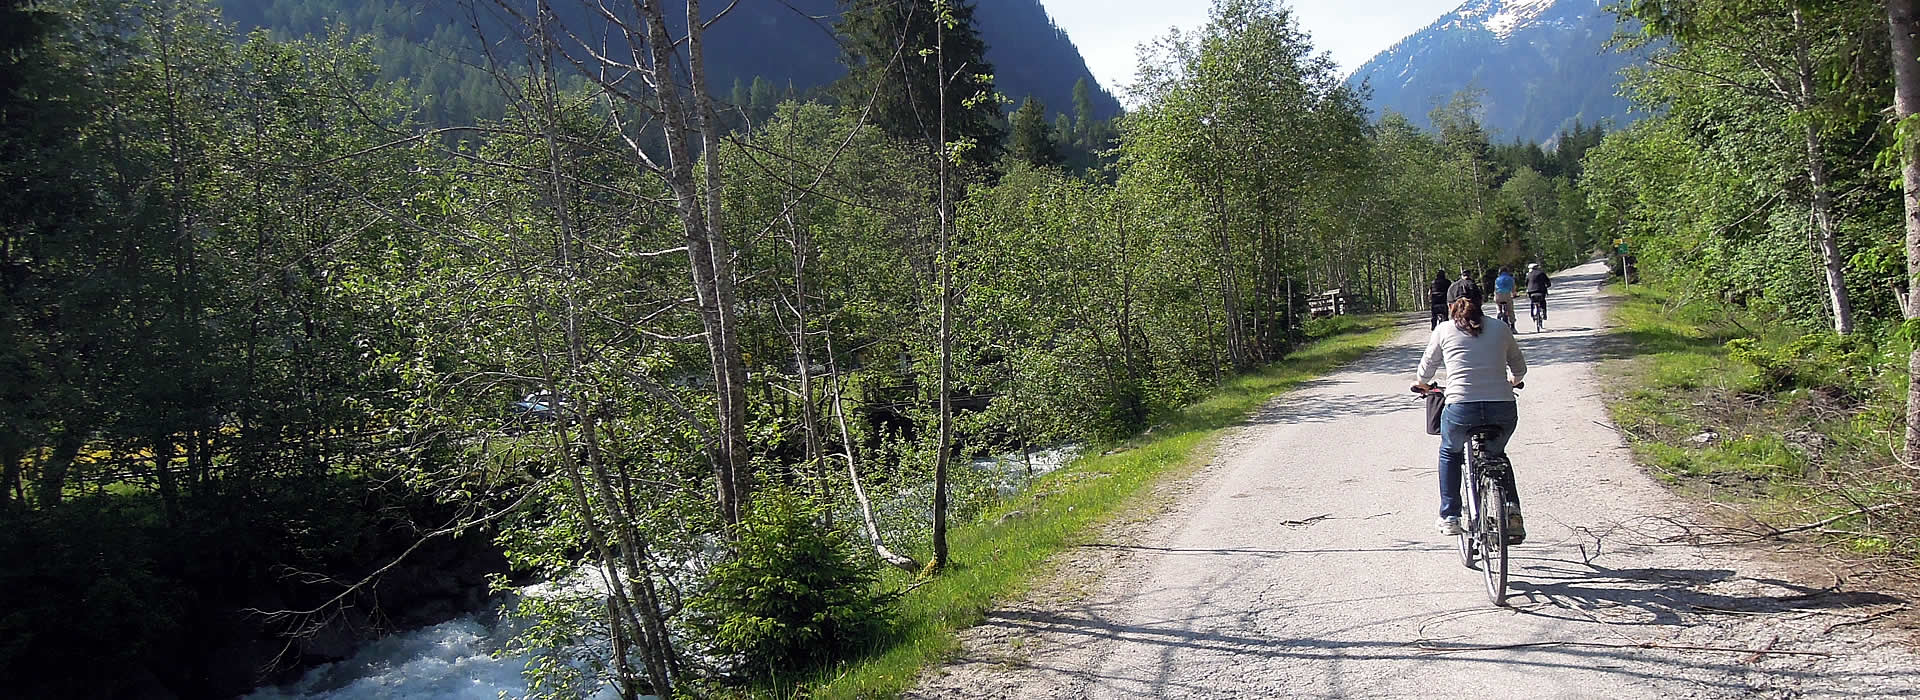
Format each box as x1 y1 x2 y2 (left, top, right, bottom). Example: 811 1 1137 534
1615 238 1630 286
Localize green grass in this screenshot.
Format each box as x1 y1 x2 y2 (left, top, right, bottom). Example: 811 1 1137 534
1598 283 1917 554
801 315 1404 698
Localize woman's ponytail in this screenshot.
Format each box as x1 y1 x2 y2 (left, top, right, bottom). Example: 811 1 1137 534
1450 297 1484 337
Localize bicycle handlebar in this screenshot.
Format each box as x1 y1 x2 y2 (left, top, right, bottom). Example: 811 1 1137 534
1410 381 1524 396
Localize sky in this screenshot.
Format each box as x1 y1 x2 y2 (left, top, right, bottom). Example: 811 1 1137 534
1040 0 1464 98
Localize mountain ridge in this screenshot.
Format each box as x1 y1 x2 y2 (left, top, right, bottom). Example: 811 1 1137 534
1346 0 1640 144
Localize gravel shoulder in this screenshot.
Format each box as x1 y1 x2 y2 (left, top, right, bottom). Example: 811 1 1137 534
909 261 1920 699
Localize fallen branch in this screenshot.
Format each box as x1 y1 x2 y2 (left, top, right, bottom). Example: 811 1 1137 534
1740 635 1779 664
1592 420 1646 442
1820 606 1907 634
826 333 921 574
1766 503 1899 538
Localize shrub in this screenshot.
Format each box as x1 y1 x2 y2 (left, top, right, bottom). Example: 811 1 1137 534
690 490 889 679
1303 315 1363 339
1727 332 1879 394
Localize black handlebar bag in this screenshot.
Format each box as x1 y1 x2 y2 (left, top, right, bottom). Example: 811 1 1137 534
1424 392 1446 436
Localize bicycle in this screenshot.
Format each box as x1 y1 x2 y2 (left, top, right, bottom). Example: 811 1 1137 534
1528 293 1546 333
1413 384 1523 606
1495 299 1516 330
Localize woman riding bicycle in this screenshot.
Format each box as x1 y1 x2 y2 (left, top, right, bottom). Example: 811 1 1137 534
1414 297 1528 543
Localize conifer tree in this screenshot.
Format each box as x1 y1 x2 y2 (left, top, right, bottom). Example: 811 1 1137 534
1011 97 1062 168
1073 76 1097 148
836 0 1005 168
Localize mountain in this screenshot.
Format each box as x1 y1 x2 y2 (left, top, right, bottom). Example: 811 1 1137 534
1345 0 1642 144
215 0 1121 127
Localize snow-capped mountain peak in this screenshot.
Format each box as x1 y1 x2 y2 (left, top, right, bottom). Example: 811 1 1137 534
1485 0 1560 39
1437 0 1598 42
1345 0 1638 143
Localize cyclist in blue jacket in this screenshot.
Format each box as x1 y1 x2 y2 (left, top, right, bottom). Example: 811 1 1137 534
1492 267 1516 328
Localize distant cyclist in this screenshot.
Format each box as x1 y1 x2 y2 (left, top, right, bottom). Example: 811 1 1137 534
1414 297 1528 542
1429 269 1451 330
1446 269 1482 307
1492 267 1516 326
1526 263 1551 324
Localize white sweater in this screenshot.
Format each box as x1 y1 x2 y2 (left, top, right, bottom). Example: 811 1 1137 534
1417 318 1527 403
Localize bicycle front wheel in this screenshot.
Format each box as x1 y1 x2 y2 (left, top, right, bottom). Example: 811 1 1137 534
1458 478 1479 569
1478 479 1509 606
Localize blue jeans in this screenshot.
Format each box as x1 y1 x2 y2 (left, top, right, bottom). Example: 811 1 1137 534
1438 401 1520 518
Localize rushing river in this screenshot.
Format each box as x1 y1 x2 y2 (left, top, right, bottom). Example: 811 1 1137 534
247 447 1078 699
243 613 576 700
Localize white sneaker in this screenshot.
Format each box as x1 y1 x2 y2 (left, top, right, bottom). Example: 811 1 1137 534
1437 517 1464 536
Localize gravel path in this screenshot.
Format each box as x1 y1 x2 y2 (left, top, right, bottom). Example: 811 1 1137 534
910 261 1919 699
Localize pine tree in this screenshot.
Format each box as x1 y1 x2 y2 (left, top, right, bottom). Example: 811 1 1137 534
1010 96 1062 168
835 0 1006 168
750 76 778 120
1073 77 1096 148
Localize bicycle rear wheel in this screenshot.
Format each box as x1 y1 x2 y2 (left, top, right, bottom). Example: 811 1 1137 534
1478 479 1509 605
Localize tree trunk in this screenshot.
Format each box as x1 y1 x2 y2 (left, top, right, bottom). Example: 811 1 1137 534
0 445 18 509
1795 9 1855 335
686 0 755 521
931 18 953 573
533 13 680 691
785 213 826 491
636 0 750 527
1888 0 1920 466
35 428 84 508
151 433 180 526
826 334 921 572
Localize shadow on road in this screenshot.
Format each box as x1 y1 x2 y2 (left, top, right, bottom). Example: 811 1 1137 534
1079 541 1449 558
960 585 1913 697
1505 557 1905 627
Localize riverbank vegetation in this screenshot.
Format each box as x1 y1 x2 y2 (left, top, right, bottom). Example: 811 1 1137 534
1588 1 1920 574
810 316 1399 698
2 0 1600 696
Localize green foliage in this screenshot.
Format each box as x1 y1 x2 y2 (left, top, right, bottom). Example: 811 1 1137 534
835 0 1006 168
809 316 1398 698
1594 0 1901 330
1302 315 1367 339
0 499 181 697
1602 283 1918 561
1726 332 1881 394
1009 96 1063 168
690 491 889 679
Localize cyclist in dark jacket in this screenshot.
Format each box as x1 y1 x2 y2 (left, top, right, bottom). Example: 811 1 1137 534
1446 270 1483 307
1428 269 1451 329
1525 263 1551 323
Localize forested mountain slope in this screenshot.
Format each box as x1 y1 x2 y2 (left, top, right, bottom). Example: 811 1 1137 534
1347 0 1641 142
215 0 1122 125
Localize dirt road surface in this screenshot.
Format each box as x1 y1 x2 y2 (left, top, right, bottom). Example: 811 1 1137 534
910 261 1918 699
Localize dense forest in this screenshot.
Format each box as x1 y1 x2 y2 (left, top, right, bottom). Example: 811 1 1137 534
213 0 1124 130
7 0 1808 697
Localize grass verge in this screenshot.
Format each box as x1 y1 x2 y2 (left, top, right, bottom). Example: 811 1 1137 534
802 315 1404 698
1597 283 1917 560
